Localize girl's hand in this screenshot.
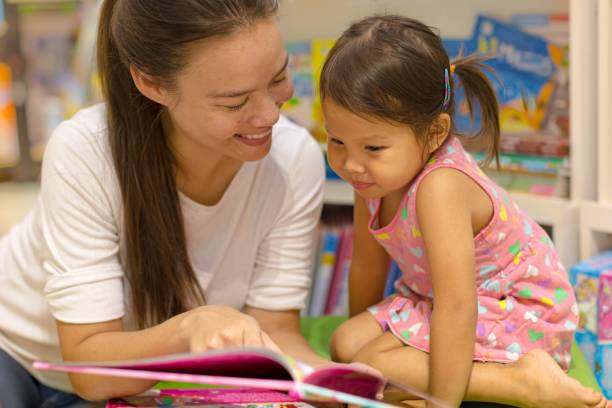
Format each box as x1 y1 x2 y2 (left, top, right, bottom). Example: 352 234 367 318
178 305 281 353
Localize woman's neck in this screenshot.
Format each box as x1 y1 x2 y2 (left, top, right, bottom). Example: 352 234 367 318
176 156 242 207
165 115 243 207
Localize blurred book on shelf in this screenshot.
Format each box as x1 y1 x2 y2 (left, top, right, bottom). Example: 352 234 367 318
569 252 612 398
16 0 100 162
307 205 399 316
0 0 6 37
0 0 100 171
0 62 19 168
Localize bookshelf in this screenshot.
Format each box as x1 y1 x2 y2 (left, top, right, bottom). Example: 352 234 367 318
0 0 97 180
579 0 612 259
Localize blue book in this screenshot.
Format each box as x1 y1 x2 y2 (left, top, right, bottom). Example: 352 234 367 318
383 261 402 298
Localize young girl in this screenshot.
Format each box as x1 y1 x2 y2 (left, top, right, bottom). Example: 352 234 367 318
321 15 609 408
0 0 327 406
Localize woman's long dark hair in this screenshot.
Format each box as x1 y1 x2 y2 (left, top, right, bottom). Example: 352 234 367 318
97 0 278 328
320 15 500 166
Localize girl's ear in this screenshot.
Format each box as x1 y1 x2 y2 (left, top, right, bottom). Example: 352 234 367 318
426 113 451 154
130 66 172 106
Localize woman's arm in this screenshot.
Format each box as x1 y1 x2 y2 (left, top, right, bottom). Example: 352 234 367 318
349 193 390 316
417 168 479 408
57 305 277 401
245 307 330 366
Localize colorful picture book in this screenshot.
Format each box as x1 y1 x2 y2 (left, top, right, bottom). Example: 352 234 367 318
106 387 314 408
33 347 396 408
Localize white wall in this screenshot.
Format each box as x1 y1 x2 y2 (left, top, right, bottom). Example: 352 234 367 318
278 0 569 41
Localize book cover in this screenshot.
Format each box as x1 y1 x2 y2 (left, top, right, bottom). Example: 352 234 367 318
106 387 313 408
33 347 396 408
383 262 402 298
281 42 314 131
0 62 19 168
325 226 354 315
308 227 340 316
450 15 560 136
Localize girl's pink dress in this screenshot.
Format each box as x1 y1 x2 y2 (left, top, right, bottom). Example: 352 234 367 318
366 137 578 370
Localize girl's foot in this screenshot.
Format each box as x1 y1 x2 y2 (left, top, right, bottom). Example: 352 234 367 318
514 349 610 408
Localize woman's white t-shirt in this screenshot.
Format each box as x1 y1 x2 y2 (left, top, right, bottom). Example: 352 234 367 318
0 104 325 392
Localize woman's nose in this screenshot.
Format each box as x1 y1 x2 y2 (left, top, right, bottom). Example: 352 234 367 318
250 94 280 128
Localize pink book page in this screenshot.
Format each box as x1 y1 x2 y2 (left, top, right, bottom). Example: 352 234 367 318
88 349 292 378
302 364 383 400
33 348 390 406
33 361 295 391
106 387 310 408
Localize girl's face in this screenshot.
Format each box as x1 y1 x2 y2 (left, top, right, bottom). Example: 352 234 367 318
323 98 427 200
164 17 293 164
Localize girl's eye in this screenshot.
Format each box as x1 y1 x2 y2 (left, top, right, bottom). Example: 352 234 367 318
329 138 344 146
224 99 248 111
365 145 385 152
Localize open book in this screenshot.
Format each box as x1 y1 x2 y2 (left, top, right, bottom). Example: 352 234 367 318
106 387 317 408
33 347 398 407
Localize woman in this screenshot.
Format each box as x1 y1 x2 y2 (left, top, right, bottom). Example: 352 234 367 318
0 0 326 405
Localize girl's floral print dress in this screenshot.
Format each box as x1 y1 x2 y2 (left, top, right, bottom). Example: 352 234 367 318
366 136 578 370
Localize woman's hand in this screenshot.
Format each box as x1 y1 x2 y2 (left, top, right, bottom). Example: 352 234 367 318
178 305 281 353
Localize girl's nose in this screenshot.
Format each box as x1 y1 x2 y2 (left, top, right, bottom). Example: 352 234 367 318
344 157 365 174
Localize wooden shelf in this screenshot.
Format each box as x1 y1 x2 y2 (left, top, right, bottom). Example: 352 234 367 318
580 201 612 259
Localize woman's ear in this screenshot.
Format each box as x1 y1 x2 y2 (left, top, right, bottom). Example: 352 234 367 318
130 66 171 106
427 113 451 153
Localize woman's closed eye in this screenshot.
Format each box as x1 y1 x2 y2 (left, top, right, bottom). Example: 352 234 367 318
223 98 249 111
365 145 386 152
329 137 344 146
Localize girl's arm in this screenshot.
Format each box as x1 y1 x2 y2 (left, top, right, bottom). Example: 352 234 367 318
416 168 480 408
57 305 278 401
349 193 390 316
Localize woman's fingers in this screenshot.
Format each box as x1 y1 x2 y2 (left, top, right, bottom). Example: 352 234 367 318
183 306 282 354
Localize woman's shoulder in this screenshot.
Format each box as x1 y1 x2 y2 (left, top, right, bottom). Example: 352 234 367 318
44 103 108 152
41 103 117 190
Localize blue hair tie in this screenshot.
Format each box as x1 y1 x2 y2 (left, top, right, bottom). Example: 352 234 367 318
442 67 451 110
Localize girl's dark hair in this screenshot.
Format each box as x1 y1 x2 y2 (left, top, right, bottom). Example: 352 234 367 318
97 0 278 328
320 15 500 166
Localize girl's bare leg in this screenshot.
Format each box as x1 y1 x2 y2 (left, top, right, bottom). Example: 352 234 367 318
330 312 383 363
351 330 610 408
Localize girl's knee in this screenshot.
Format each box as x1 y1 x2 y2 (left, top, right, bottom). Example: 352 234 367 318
352 344 382 369
330 322 358 363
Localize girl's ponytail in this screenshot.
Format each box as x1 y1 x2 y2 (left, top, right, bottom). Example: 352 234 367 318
451 55 501 168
